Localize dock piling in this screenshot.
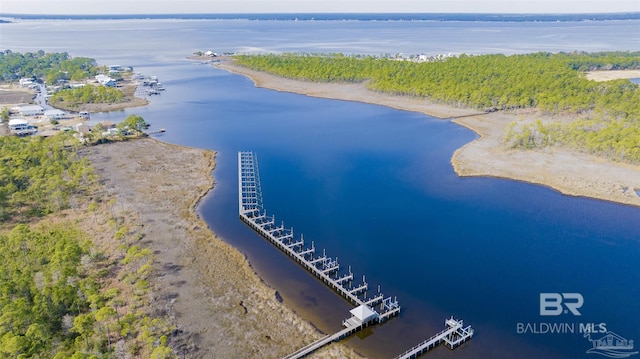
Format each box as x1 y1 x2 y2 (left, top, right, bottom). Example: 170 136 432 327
239 152 473 359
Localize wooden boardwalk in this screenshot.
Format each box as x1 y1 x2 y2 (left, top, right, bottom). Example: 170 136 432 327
238 151 400 315
144 128 165 136
394 317 474 359
238 151 473 359
282 322 367 359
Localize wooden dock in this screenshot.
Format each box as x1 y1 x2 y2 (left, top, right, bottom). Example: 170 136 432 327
238 151 400 315
394 317 474 359
282 320 372 359
238 151 473 359
144 128 165 136
239 151 403 358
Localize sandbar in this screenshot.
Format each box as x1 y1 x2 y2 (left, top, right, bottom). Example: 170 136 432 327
217 60 640 208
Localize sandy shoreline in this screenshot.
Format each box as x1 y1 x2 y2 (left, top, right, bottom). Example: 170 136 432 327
86 138 360 359
216 60 640 208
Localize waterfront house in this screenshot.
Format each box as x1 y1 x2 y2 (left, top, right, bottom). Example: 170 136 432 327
95 74 117 87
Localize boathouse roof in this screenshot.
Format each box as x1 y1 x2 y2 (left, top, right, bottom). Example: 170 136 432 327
350 305 377 323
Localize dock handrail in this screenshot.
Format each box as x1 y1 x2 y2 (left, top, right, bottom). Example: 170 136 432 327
238 151 400 315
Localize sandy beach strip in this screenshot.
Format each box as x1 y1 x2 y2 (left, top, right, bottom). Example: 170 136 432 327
216 60 640 208
216 61 483 119
85 138 362 359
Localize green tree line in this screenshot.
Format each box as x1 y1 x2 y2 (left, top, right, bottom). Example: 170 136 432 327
49 85 124 108
0 50 100 84
0 133 95 222
235 51 640 163
235 51 639 113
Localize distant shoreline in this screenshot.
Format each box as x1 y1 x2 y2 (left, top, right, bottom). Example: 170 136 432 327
216 59 640 207
2 12 639 22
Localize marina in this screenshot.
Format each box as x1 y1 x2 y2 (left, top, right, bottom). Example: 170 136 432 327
133 73 166 96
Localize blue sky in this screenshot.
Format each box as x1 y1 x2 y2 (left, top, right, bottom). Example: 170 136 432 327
1 0 639 14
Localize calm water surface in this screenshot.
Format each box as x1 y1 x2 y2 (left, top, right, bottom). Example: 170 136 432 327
1 18 639 358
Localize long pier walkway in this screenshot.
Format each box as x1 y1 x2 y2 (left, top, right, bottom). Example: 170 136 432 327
238 151 400 316
394 317 474 359
282 321 368 359
238 151 473 359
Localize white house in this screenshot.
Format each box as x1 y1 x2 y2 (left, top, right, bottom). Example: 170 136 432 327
15 105 44 116
95 74 117 87
8 118 29 131
19 78 34 87
44 109 66 120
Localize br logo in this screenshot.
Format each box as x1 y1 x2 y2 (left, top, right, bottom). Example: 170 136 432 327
540 293 584 316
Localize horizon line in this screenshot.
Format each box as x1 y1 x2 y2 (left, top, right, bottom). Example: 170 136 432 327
2 11 640 16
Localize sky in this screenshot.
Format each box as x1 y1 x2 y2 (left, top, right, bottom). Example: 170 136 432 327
1 0 639 15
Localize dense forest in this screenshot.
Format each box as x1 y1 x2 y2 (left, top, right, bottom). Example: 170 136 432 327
0 134 177 358
0 50 100 85
0 134 93 221
235 51 640 163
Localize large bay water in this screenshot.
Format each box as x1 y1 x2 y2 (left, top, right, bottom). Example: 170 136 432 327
1 16 639 358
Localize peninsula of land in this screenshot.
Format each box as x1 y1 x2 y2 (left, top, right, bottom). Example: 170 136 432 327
217 60 640 207
85 139 361 359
